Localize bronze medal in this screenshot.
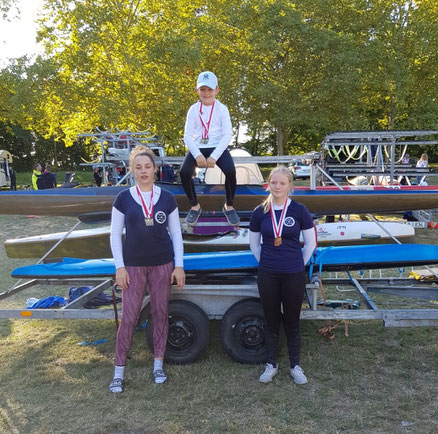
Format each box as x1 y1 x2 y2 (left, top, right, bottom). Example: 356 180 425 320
145 218 154 226
274 237 282 247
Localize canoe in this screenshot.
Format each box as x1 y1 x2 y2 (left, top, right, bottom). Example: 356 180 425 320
1 183 438 217
4 221 415 259
11 244 438 278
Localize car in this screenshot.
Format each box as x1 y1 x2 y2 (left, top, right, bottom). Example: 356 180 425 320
289 160 311 180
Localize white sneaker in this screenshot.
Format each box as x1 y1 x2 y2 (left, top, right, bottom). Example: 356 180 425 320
259 363 278 383
290 365 307 384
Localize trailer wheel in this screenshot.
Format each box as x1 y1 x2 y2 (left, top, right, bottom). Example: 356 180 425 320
220 298 267 364
145 300 209 364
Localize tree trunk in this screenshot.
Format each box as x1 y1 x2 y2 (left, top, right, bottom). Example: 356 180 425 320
276 126 284 156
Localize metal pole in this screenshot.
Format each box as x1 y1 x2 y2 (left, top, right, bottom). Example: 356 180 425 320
390 135 396 185
101 138 107 187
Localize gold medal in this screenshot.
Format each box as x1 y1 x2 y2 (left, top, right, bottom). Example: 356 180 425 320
145 218 154 226
274 237 282 247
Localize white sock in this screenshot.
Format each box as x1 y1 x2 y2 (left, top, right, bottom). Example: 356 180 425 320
153 358 163 372
114 365 125 380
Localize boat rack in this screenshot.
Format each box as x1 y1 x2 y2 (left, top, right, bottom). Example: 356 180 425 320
319 130 438 187
1 275 438 328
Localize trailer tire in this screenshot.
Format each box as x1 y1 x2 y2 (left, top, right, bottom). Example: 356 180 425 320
145 300 209 365
220 298 268 364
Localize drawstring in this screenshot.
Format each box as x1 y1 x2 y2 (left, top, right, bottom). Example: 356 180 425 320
111 283 119 331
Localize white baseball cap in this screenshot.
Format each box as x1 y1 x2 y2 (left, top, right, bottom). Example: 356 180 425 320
196 71 218 89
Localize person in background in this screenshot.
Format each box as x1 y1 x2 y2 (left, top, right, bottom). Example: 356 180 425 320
109 146 185 393
181 71 239 226
31 163 42 190
9 166 16 190
416 153 428 185
93 167 103 187
161 164 176 183
249 166 316 385
37 164 57 189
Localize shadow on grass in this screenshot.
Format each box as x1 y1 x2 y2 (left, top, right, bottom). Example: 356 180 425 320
0 319 12 338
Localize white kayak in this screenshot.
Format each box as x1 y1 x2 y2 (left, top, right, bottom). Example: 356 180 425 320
4 221 415 259
185 221 415 251
313 221 414 245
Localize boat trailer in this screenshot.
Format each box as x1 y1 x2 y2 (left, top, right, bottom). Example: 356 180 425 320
1 272 437 365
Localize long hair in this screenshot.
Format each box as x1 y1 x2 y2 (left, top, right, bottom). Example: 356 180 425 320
129 146 156 173
262 165 293 213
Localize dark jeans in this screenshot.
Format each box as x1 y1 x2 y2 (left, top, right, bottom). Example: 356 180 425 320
180 148 236 207
257 268 306 367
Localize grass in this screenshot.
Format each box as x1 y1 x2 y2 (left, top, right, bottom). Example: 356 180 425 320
1 211 438 432
1 317 438 433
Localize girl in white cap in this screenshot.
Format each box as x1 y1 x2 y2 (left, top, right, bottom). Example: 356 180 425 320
181 71 239 226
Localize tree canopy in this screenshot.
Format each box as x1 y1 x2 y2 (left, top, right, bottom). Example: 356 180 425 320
1 0 438 168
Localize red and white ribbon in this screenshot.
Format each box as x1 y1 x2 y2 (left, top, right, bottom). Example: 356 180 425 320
136 185 154 219
270 199 289 240
199 101 215 140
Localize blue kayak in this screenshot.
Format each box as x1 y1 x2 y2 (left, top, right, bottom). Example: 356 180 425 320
11 244 438 278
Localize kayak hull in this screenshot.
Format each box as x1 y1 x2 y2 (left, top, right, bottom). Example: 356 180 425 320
1 184 438 216
4 222 415 259
11 244 438 278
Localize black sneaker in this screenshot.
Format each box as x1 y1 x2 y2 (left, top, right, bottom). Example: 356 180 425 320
223 207 240 226
186 208 202 226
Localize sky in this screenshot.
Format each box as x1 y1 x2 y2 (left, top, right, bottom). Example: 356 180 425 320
0 0 45 68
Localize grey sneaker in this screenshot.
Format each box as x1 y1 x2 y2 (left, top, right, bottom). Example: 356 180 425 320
223 207 240 226
154 369 167 384
186 208 202 226
290 365 307 384
259 363 278 383
109 378 123 393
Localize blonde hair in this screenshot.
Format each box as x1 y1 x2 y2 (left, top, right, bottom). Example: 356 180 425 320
420 153 428 161
129 146 156 172
262 165 293 213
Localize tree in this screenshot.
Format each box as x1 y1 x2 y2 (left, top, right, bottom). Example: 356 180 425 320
3 0 438 160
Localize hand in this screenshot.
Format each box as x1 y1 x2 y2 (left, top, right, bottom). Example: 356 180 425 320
196 155 207 168
171 266 185 291
206 157 216 168
115 267 130 290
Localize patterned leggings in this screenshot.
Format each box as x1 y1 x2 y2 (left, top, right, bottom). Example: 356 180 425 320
114 262 173 365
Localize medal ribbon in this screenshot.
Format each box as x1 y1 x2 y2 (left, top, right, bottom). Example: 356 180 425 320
270 199 288 240
199 101 215 140
136 185 154 219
